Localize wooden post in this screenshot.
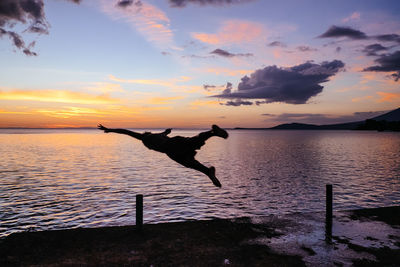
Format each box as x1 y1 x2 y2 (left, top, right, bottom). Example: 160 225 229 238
136 194 143 230
325 184 332 240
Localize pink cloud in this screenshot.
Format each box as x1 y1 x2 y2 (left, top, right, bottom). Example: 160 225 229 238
192 20 264 45
100 0 174 48
377 92 400 102
342 12 361 23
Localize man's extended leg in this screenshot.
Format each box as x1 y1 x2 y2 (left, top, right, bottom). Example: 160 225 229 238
98 124 144 140
168 155 222 187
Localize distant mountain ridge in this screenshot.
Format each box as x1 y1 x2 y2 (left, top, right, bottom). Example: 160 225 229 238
270 107 400 130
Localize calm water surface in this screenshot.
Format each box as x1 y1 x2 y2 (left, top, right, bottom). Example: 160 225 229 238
1 129 399 237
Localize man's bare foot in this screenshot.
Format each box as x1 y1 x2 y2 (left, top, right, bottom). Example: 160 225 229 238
208 166 222 188
212 125 228 139
162 129 172 135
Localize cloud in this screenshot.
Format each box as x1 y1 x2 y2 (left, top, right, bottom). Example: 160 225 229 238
116 0 142 8
0 29 37 56
0 0 80 55
168 0 253 7
319 25 400 45
223 82 232 94
214 60 345 105
0 0 46 27
318 25 367 40
192 19 264 45
0 0 48 55
374 34 400 44
342 12 361 23
203 84 217 91
392 72 400 81
363 50 400 81
297 45 317 52
203 82 231 94
100 0 174 49
377 91 400 102
0 89 118 105
267 41 286 47
222 99 253 106
211 48 234 57
210 48 253 58
362 43 388 56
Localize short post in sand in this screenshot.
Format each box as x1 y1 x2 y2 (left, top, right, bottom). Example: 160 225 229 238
136 194 143 230
325 184 333 240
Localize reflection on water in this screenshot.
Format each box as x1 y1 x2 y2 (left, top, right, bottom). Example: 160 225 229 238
0 129 399 237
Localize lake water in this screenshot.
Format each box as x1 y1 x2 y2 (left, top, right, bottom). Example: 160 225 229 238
1 129 399 238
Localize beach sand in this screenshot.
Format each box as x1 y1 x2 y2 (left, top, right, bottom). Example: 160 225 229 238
1 206 399 266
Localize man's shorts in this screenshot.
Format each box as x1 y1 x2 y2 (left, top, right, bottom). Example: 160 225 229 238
166 135 205 158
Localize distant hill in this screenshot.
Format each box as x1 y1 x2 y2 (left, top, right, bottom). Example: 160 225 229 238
370 107 400 121
270 107 400 130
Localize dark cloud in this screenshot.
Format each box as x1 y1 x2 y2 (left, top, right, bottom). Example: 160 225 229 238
362 43 388 56
391 72 400 82
374 34 400 44
0 0 79 55
262 110 388 125
319 25 400 45
336 46 341 53
161 51 171 56
203 82 232 93
211 48 234 57
210 48 253 58
267 41 286 47
214 60 345 105
203 84 217 91
297 45 317 52
363 50 400 72
319 25 368 40
222 82 232 94
0 0 47 30
169 0 253 8
116 0 142 8
363 50 400 81
222 99 253 106
0 28 36 56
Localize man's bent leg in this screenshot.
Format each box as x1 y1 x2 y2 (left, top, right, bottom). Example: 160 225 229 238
169 155 222 187
189 125 229 151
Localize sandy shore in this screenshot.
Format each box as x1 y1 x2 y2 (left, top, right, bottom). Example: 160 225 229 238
1 206 399 266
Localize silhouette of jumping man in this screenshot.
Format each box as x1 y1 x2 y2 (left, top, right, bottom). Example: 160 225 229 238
97 124 228 187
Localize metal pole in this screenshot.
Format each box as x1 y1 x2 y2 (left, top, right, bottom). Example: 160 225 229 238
136 194 143 230
325 184 332 240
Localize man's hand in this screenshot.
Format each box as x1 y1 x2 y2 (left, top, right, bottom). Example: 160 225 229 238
97 124 110 133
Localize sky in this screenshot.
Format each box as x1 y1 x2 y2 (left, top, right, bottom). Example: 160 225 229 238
0 0 400 128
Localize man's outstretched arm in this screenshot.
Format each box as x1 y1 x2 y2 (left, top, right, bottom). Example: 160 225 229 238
97 124 144 140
